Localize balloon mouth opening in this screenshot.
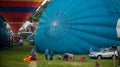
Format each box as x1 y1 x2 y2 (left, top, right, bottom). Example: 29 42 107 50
44 11 70 40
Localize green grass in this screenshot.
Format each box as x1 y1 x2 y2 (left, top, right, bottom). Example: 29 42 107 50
0 40 119 67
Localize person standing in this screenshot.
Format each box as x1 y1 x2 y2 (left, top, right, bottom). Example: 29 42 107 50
10 35 13 47
49 50 54 60
45 48 49 60
31 48 35 55
19 37 23 46
30 48 37 60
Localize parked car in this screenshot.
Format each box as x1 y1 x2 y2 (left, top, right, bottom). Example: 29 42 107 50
20 32 32 39
89 48 119 59
26 33 35 45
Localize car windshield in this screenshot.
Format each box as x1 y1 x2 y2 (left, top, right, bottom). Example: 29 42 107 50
99 48 109 52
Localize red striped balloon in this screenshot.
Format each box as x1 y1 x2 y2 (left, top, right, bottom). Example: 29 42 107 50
0 0 44 33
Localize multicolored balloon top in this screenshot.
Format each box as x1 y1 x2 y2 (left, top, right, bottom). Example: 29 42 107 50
0 0 44 33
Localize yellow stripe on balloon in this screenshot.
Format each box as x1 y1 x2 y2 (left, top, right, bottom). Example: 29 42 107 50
0 0 44 2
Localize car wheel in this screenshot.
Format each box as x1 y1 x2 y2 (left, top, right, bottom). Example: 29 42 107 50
97 55 102 60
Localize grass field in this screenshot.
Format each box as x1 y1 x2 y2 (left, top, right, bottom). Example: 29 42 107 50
0 40 119 67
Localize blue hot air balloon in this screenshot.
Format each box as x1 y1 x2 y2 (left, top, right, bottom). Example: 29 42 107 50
35 0 120 54
0 16 10 50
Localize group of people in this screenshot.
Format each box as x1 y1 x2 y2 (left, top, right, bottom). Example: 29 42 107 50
23 48 120 67
45 49 54 60
45 49 75 61
63 53 75 61
10 34 23 47
24 48 55 62
44 49 101 67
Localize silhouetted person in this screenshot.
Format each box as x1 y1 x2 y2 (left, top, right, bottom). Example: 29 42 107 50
49 50 54 60
19 37 23 46
45 49 49 60
30 48 37 60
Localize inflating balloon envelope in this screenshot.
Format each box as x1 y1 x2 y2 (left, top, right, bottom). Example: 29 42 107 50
35 0 120 54
0 0 44 33
0 16 10 49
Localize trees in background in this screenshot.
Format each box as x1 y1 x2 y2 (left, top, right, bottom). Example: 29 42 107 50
29 1 50 22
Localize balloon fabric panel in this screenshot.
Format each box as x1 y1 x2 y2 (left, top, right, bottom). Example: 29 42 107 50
0 16 10 50
35 0 120 54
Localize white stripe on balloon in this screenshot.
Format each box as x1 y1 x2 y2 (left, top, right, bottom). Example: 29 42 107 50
117 18 120 38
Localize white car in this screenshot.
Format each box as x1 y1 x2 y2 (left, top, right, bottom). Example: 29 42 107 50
89 48 118 59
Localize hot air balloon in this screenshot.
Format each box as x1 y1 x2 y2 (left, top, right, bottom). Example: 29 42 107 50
0 0 44 33
0 16 10 50
35 0 120 54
